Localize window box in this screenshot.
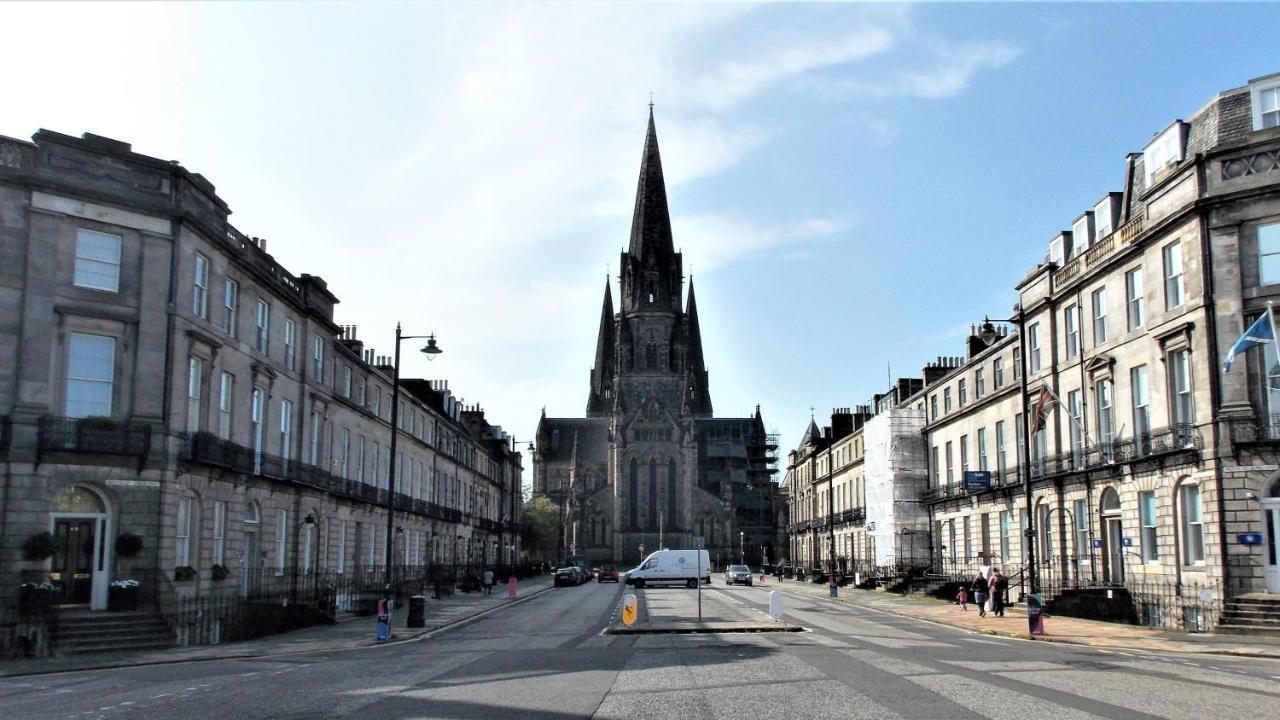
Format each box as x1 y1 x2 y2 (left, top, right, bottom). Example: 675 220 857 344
211 563 231 582
174 565 198 582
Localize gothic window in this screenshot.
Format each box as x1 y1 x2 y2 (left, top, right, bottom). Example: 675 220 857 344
667 459 678 528
648 458 659 530
628 459 639 529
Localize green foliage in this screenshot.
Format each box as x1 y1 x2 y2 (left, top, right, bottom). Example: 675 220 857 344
174 565 197 582
211 564 231 581
22 532 56 562
519 496 561 560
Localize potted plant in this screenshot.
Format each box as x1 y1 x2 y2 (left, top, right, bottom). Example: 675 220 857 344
115 532 143 559
18 580 55 616
211 563 231 581
107 578 140 611
22 531 55 563
174 565 197 582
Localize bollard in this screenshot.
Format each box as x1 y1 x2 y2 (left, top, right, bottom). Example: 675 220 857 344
407 595 426 628
622 593 639 626
507 576 517 599
769 590 783 621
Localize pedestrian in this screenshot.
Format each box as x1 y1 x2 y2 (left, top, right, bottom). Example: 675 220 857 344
988 568 1006 617
956 586 969 611
972 572 988 618
482 567 495 597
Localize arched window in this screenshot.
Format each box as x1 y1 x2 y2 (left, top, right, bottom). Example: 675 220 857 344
51 485 106 514
667 459 678 528
648 458 659 530
1036 500 1053 568
1177 480 1204 566
628 459 639 529
244 500 261 524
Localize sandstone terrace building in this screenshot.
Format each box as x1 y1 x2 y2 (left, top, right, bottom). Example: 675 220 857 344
789 72 1280 631
0 130 523 657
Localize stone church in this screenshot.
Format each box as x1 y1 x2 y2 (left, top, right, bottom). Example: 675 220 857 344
533 111 780 569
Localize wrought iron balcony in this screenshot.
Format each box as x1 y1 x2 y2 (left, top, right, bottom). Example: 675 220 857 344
923 423 1199 504
0 415 10 453
1226 413 1280 445
38 416 151 457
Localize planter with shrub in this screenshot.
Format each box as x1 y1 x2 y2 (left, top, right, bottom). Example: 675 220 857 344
107 579 140 611
174 565 197 582
211 563 231 581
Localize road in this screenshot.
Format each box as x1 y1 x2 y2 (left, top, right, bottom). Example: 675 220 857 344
2 581 1279 719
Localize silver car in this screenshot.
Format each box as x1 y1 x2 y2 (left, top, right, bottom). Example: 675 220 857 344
724 564 753 586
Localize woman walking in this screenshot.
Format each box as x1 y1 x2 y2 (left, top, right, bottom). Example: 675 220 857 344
988 568 1006 617
972 571 988 617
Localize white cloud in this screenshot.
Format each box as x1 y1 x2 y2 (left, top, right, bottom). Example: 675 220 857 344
676 212 852 273
0 1 1021 477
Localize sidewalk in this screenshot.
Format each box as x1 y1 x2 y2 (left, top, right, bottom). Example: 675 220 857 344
0 575 554 678
762 577 1280 659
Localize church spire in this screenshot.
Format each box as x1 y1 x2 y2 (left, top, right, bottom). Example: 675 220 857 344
586 278 616 417
686 279 705 372
627 108 675 264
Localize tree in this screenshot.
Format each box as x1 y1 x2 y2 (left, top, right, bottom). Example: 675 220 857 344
519 496 561 562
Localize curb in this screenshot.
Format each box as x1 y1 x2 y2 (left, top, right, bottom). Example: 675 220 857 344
762 582 1280 660
0 583 557 679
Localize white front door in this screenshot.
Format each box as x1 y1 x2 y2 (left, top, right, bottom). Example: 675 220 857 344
1263 501 1280 594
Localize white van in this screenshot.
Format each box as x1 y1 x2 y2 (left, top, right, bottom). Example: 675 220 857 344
625 549 711 588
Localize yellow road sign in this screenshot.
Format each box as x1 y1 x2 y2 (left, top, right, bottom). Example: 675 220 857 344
622 593 638 626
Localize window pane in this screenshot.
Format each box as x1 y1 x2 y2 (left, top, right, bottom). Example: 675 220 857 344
66 334 115 417
74 230 121 291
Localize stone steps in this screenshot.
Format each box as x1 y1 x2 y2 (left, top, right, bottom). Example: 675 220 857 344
54 611 175 656
1217 597 1280 636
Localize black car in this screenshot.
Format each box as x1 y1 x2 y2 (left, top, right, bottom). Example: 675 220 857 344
554 567 582 587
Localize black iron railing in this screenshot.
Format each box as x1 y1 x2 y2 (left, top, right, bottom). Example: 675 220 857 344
38 416 151 457
181 433 478 524
924 424 1198 504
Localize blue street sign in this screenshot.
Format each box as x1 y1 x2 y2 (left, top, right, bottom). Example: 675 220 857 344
963 471 992 493
1090 539 1103 549
1237 534 1264 545
1121 537 1133 547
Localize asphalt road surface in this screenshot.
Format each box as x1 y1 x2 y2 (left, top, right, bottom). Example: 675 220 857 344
2 581 1279 719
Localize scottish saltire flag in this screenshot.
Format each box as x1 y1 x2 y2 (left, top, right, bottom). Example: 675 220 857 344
1223 309 1275 372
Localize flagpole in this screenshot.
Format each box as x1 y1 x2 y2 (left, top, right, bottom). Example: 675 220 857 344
1267 303 1280 370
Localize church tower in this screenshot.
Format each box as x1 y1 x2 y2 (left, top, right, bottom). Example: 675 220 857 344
534 109 778 569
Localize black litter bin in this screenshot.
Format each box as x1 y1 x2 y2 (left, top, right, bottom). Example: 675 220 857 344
407 595 426 628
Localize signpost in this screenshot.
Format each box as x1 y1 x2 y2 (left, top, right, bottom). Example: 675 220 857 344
695 536 704 621
963 470 992 494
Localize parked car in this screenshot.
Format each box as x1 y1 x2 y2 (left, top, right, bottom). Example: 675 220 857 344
598 564 620 583
724 564 753 586
555 567 583 587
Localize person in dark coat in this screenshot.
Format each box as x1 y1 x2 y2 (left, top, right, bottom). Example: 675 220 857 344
972 572 989 617
988 568 1006 617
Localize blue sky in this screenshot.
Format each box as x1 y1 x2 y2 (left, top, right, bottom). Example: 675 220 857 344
3 2 1277 486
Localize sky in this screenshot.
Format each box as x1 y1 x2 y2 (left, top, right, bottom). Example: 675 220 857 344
3 2 1278 490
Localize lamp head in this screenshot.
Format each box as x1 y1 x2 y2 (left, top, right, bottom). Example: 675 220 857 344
420 334 443 360
978 317 1000 345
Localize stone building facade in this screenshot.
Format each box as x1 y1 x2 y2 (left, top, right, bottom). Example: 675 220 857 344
0 129 522 654
533 112 782 569
792 72 1280 623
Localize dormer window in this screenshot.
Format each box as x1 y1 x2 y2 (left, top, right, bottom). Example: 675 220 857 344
1143 121 1187 188
1251 74 1280 130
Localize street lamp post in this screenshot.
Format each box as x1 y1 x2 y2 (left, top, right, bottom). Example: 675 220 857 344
384 323 442 592
979 313 1038 596
739 531 744 565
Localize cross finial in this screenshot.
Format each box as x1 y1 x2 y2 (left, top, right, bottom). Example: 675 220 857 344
810 406 815 419
649 91 654 111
